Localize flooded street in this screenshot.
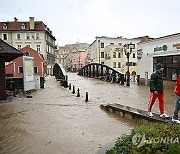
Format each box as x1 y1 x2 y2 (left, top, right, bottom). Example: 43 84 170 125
0 73 176 154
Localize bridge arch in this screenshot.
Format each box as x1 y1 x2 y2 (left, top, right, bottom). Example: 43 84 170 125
78 63 125 84
53 63 67 80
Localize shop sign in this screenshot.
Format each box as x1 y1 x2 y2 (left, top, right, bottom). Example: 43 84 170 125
154 45 167 52
173 43 180 49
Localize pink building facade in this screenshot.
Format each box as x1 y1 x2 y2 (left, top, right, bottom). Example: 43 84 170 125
71 48 88 72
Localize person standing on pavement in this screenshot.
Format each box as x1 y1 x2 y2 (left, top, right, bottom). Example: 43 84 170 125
148 63 169 118
172 74 180 124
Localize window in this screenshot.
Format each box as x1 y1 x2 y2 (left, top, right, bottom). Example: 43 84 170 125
2 33 7 40
113 52 116 58
163 56 172 63
32 34 35 39
173 56 180 63
101 62 104 64
105 53 110 59
101 42 104 48
36 45 41 52
17 45 22 50
35 33 40 40
26 33 30 40
133 53 136 58
154 55 180 80
18 67 23 73
16 33 21 40
101 52 104 58
119 43 122 45
110 43 114 45
47 45 49 53
21 23 26 29
3 23 7 29
24 51 30 56
34 67 38 73
3 24 7 29
118 52 121 58
118 62 121 68
132 62 136 66
113 62 116 68
27 45 31 48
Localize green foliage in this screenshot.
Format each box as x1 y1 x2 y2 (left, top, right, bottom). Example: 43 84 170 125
106 123 180 154
106 133 134 154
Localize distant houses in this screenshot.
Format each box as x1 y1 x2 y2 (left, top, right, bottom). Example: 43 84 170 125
55 43 90 72
55 46 72 71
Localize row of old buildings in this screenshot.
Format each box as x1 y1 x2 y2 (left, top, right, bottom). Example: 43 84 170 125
57 34 180 85
55 35 149 76
1 17 180 85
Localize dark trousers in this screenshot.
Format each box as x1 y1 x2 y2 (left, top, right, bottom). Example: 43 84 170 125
173 95 180 120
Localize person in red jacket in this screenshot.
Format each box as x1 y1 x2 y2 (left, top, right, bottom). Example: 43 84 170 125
172 74 180 124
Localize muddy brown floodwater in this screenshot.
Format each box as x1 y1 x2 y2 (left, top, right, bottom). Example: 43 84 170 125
0 73 176 154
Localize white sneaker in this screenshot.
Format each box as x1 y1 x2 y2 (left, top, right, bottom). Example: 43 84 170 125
172 118 180 124
160 113 169 118
148 112 153 117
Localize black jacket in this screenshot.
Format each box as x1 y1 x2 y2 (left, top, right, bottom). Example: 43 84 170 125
150 70 164 93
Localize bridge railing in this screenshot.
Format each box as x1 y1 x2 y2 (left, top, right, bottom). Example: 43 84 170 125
53 63 68 87
78 63 125 85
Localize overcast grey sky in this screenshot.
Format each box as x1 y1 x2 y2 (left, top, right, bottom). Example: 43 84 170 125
0 0 180 45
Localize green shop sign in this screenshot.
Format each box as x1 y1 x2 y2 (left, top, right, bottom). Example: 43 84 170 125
154 45 168 52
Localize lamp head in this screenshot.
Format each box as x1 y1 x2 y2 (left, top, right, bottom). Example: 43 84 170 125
123 44 127 54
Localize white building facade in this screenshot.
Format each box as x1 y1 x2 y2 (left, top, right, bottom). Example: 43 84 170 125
137 33 180 83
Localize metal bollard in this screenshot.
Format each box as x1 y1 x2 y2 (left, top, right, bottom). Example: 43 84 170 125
120 74 125 85
69 83 71 90
137 75 140 85
64 80 68 88
85 92 88 102
77 88 80 97
72 85 75 94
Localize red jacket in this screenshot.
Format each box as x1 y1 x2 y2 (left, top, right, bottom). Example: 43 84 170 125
174 75 180 96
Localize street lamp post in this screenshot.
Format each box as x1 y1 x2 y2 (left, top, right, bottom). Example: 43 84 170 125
123 42 135 86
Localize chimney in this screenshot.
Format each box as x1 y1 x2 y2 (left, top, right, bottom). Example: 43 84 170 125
29 17 35 30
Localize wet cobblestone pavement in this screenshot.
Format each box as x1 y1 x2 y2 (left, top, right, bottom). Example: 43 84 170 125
0 73 176 154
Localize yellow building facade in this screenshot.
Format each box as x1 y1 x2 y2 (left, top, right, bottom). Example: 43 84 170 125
89 36 146 76
101 45 137 75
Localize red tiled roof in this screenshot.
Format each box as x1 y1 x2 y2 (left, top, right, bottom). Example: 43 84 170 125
0 21 45 31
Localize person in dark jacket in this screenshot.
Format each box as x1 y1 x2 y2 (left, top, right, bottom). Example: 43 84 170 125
172 74 180 124
147 63 169 118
